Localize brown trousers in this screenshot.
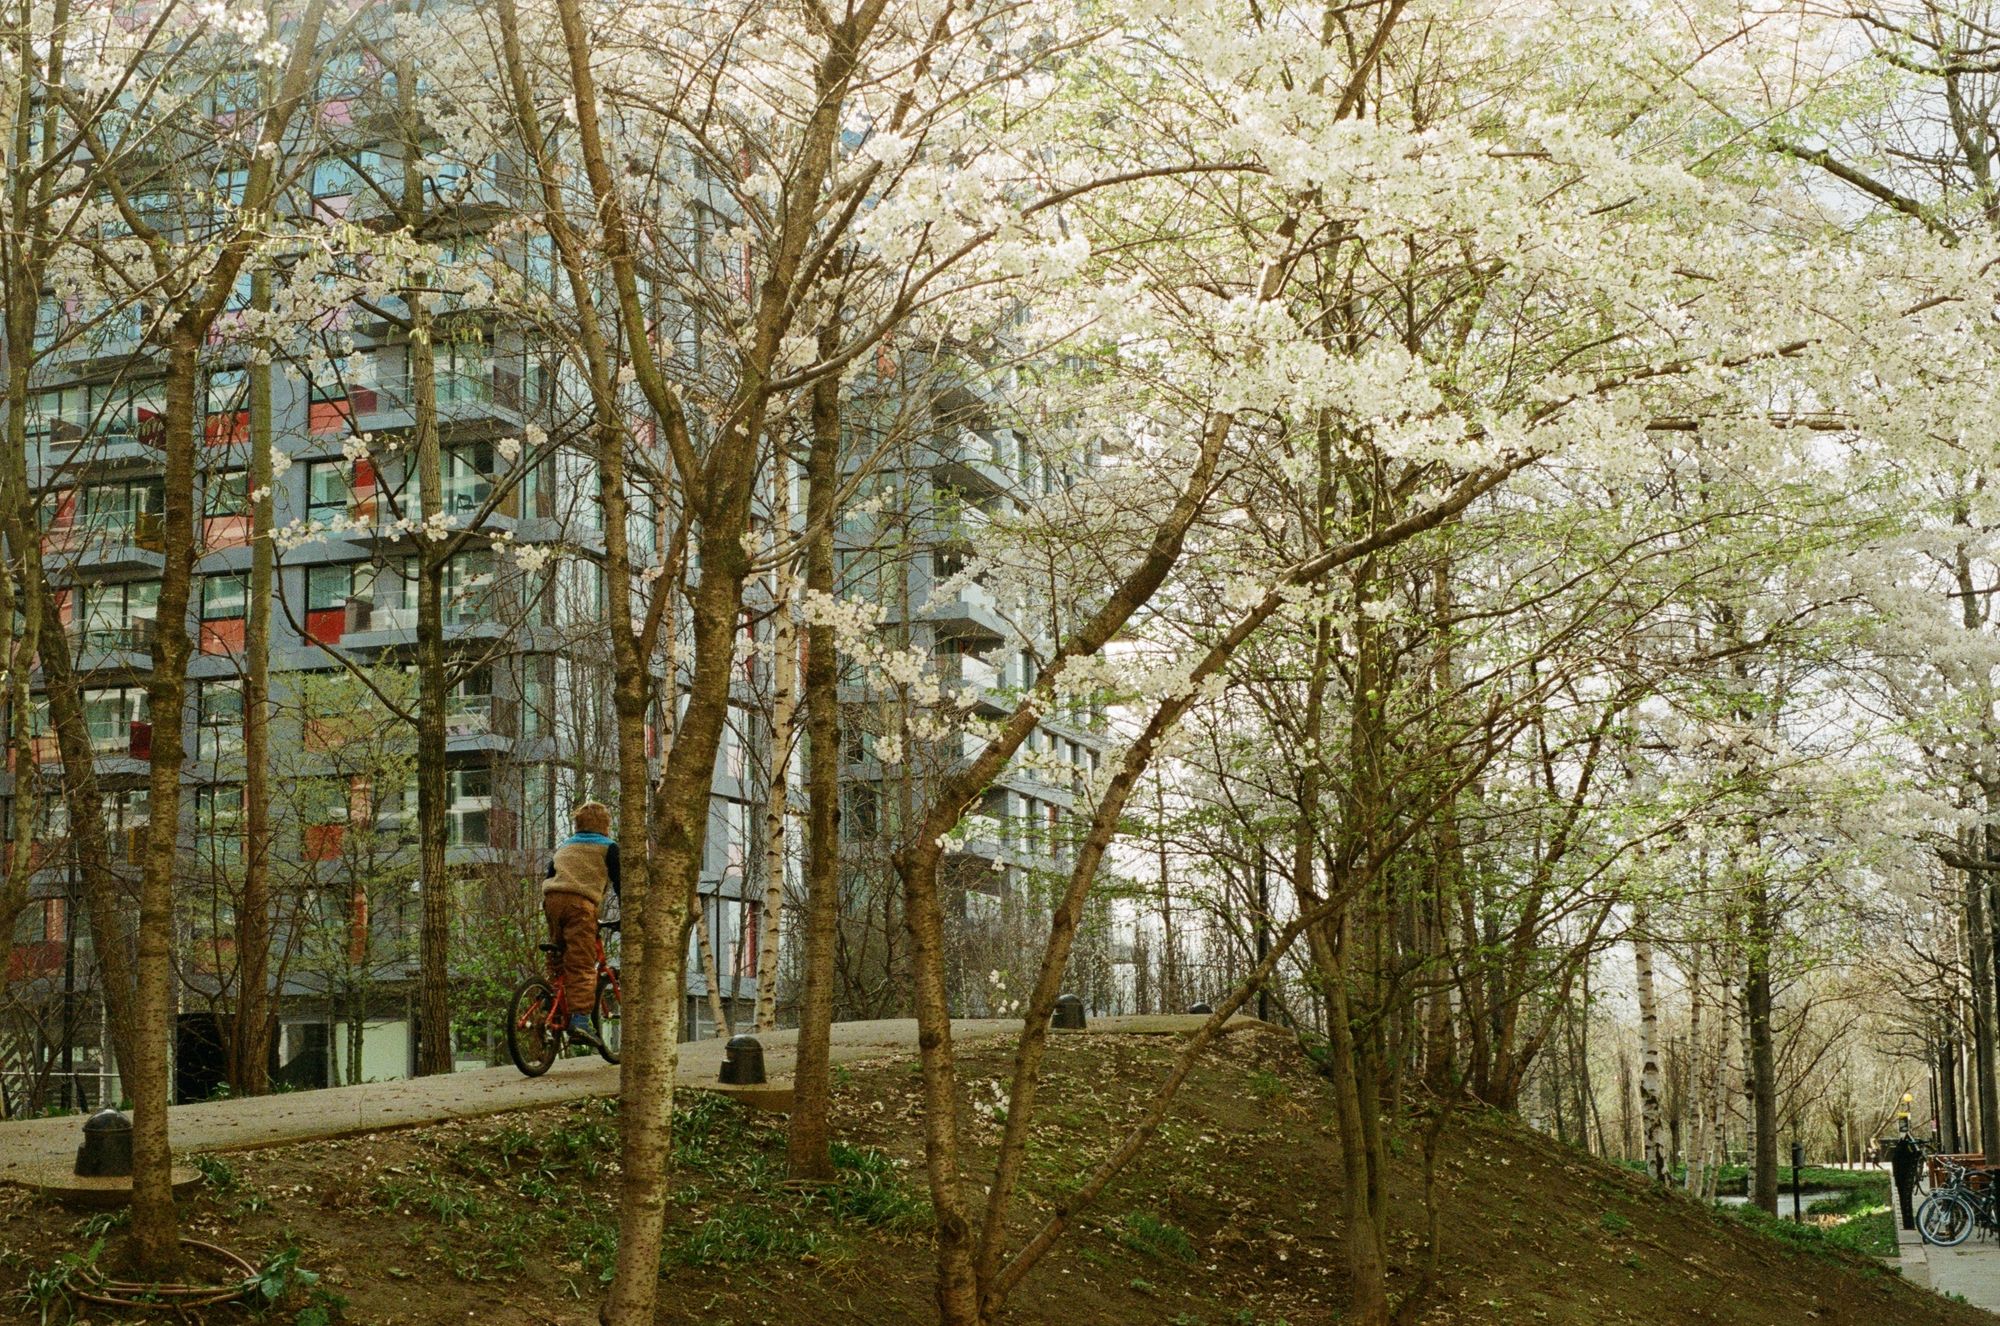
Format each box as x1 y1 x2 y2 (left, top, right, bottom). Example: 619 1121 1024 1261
544 891 599 1014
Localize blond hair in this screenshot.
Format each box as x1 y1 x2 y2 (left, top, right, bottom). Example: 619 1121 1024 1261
573 801 612 836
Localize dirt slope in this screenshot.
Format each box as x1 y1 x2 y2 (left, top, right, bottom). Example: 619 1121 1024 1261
0 1029 1983 1325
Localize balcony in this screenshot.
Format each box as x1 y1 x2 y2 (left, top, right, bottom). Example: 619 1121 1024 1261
66 618 157 669
927 496 994 551
932 428 1013 498
341 473 516 543
947 813 1010 868
339 599 507 653
445 696 516 754
940 651 1007 714
921 579 1008 642
35 426 162 480
44 513 167 578
346 367 533 439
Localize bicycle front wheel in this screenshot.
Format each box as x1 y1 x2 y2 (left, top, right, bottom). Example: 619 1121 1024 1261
1920 1190 1975 1247
592 976 622 1065
508 978 561 1078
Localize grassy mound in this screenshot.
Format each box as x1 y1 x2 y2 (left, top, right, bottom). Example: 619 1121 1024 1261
0 1032 1981 1325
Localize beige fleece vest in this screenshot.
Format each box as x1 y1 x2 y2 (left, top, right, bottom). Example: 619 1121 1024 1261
543 839 613 907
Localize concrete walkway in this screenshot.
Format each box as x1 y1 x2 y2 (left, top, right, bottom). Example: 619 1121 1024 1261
0 1014 1219 1192
1900 1210 2000 1312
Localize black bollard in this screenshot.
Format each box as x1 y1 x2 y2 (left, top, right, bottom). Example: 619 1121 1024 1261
719 1034 767 1085
1052 994 1086 1030
1790 1140 1804 1222
75 1107 133 1178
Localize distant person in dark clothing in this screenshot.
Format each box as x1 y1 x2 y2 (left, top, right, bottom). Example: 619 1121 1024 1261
543 801 619 1044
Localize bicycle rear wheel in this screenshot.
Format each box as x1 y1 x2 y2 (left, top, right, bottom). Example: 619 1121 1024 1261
508 978 562 1077
1920 1190 1974 1247
592 976 622 1065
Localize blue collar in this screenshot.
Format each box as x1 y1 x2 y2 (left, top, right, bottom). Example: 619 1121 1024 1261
563 832 613 846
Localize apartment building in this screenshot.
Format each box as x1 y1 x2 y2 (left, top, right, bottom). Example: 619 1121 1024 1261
831 384 1113 1015
0 36 1109 1113
1 133 765 1111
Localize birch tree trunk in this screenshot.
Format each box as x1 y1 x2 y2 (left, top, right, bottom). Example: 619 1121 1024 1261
1634 912 1669 1184
1685 963 1706 1197
695 899 730 1038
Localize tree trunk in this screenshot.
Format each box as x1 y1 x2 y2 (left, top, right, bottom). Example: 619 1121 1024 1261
232 271 275 1096
1685 965 1706 1196
1971 836 2000 1163
1322 921 1393 1326
787 331 844 1182
1746 881 1779 1213
1942 1032 1962 1154
1634 914 1669 1184
409 293 452 1077
755 458 797 1033
695 898 730 1038
129 334 205 1272
1618 1048 1638 1161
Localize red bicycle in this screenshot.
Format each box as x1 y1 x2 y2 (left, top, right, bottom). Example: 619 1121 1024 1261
507 919 622 1076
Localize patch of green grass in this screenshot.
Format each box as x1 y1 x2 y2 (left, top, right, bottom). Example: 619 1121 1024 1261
1246 1070 1285 1101
191 1152 238 1194
1726 1197 1894 1261
1119 1211 1195 1263
670 1203 830 1266
821 1142 930 1231
15 1238 104 1326
561 1200 620 1289
357 1086 936 1285
72 1209 127 1241
248 1243 349 1324
1598 1210 1631 1236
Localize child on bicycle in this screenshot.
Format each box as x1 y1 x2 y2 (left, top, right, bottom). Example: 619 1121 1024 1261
543 801 620 1045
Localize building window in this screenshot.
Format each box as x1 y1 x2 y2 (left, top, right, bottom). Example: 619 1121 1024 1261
305 461 349 523
447 767 491 847
202 573 248 621
98 789 150 863
77 580 160 649
518 659 549 739
401 550 495 625
311 157 359 199
203 471 249 519
202 367 250 445
447 666 493 733
195 785 244 867
307 564 356 611
82 687 148 755
442 443 496 514
78 479 163 536
27 384 90 445
196 680 244 763
842 784 878 841
200 573 248 653
204 368 247 416
725 799 746 872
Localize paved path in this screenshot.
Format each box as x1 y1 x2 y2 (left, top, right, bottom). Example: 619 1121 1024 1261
0 1014 1219 1191
1899 1207 2000 1311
